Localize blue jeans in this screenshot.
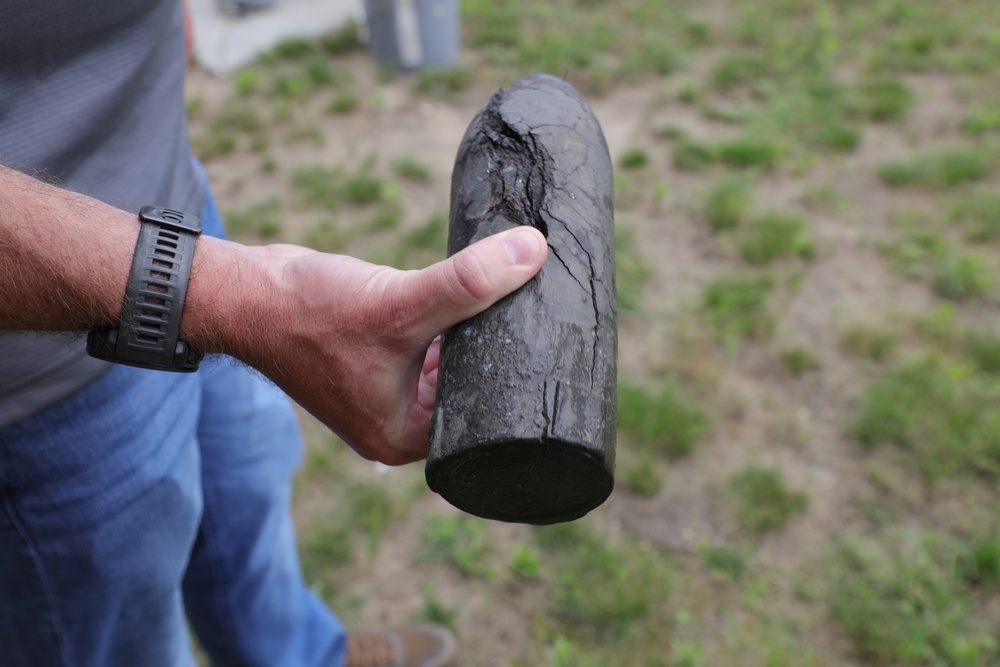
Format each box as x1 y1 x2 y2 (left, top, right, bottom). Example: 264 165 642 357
0 171 346 666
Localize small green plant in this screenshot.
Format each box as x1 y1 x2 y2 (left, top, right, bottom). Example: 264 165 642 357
933 253 991 301
319 19 363 55
716 136 781 170
964 331 1000 375
879 149 991 189
622 457 662 496
948 188 1000 242
327 91 359 115
702 276 775 344
551 537 670 632
711 53 765 91
618 380 709 459
739 211 815 264
420 514 493 577
702 545 748 581
507 544 542 580
391 156 432 183
840 324 897 361
673 139 716 171
224 198 283 240
779 345 822 376
961 105 1000 136
727 465 808 534
413 584 459 631
619 148 650 169
852 76 914 122
703 174 752 232
415 67 473 96
233 67 262 97
615 224 652 313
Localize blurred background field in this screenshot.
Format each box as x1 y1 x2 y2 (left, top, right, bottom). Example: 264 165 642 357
186 0 1000 664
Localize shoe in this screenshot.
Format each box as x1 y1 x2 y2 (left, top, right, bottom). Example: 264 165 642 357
345 625 457 667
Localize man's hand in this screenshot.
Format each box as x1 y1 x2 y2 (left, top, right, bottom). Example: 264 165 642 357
184 228 547 465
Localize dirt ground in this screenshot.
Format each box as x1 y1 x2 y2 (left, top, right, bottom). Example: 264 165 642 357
186 39 994 663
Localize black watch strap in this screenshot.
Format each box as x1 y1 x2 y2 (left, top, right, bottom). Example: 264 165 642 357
87 206 205 372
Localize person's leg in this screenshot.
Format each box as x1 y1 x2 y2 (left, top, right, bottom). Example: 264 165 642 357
0 364 203 667
181 159 346 666
181 360 346 666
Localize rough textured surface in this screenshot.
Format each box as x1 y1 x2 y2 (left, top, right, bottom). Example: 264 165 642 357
426 73 617 524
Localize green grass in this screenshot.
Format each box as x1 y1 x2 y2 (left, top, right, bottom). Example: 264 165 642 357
617 380 710 459
619 148 650 170
391 156 433 183
852 357 1000 480
739 212 816 264
851 76 914 123
615 225 653 313
932 252 991 301
879 149 992 189
964 331 1000 375
948 187 1000 243
420 514 494 578
840 324 898 362
829 531 1000 667
223 198 283 240
779 345 821 376
702 276 775 344
726 465 808 534
622 457 663 497
703 174 753 232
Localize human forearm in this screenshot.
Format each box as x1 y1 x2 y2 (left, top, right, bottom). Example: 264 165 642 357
0 166 138 330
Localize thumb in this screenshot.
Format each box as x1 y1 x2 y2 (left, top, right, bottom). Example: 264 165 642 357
400 227 547 342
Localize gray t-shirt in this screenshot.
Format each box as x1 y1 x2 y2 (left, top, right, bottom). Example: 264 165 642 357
0 0 204 425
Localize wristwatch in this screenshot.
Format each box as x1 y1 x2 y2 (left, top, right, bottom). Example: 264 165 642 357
87 206 204 372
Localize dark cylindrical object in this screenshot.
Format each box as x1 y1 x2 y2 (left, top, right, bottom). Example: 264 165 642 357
426 73 617 525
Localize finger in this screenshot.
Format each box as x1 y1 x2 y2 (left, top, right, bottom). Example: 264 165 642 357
400 227 547 342
422 339 441 375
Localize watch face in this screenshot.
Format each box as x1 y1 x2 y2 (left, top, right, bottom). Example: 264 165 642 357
139 206 203 235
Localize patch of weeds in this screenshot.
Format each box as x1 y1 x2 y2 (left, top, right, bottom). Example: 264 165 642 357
959 532 1000 586
293 165 344 211
270 37 317 61
964 331 1000 375
342 165 384 205
779 345 822 376
961 105 1000 136
702 545 748 581
208 102 259 137
532 519 595 554
622 457 663 497
283 125 325 147
726 465 808 534
551 537 670 633
420 514 494 578
507 544 542 580
191 133 236 161
319 19 362 56
299 480 399 575
802 190 848 220
224 198 282 240
672 139 716 171
883 225 949 278
402 214 447 250
413 585 459 631
703 174 753 233
851 357 1000 480
301 218 348 254
391 156 432 183
840 324 897 362
327 90 359 115
233 67 262 97
619 148 650 170
739 211 816 265
879 149 991 189
415 67 473 97
548 635 602 667
615 225 653 314
617 380 710 460
716 136 782 170
851 76 914 123
948 187 1000 243
829 531 1000 666
711 53 766 92
702 275 775 344
933 252 991 301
